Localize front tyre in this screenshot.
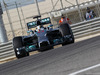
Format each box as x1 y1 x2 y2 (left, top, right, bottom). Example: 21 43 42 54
13 37 29 59
59 23 74 46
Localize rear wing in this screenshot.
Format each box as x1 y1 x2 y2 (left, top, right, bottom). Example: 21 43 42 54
27 17 51 29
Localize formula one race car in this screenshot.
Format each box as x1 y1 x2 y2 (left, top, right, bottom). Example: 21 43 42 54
13 16 74 59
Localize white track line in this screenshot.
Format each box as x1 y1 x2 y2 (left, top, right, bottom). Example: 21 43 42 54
68 64 100 75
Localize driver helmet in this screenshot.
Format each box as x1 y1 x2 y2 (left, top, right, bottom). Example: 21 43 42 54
37 19 41 26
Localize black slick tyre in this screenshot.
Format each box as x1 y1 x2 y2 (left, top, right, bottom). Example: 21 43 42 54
59 23 74 46
13 37 29 59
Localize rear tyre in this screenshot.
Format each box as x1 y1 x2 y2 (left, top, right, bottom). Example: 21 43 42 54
13 37 29 59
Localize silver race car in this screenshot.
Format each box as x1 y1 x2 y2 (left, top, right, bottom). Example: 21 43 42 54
13 16 74 58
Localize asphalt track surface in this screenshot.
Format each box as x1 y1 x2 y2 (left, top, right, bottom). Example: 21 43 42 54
0 36 100 75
